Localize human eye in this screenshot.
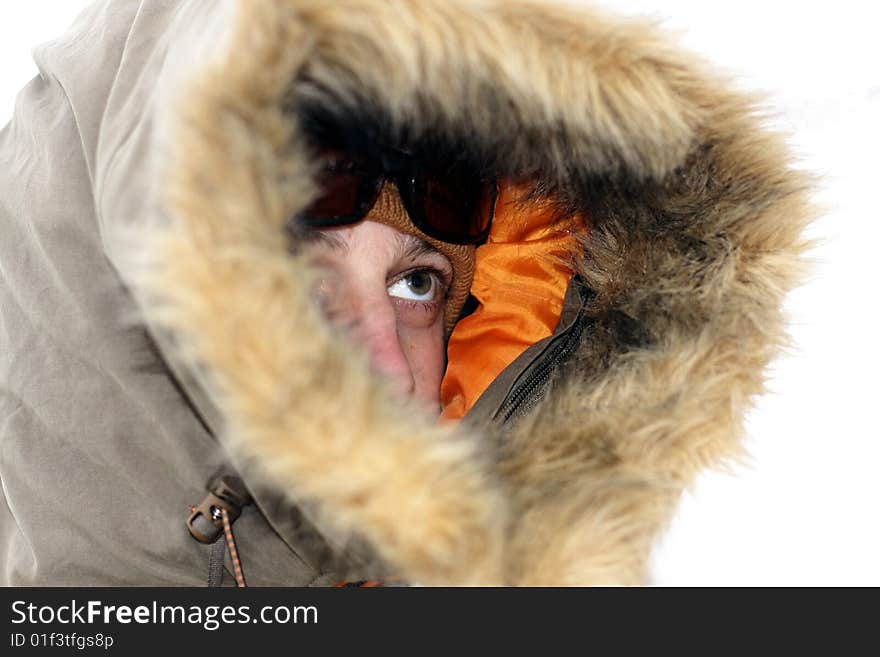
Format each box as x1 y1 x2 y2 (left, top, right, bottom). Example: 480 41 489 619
387 269 442 302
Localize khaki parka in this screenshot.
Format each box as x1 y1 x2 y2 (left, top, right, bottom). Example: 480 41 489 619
0 0 814 586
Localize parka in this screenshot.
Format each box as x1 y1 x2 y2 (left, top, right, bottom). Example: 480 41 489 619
0 0 814 586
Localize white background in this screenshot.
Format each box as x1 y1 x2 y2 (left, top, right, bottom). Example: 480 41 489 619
1 1 877 585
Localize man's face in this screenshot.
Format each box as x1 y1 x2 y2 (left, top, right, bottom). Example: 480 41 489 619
305 220 451 412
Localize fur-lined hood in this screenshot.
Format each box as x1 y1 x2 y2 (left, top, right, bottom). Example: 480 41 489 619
0 0 814 586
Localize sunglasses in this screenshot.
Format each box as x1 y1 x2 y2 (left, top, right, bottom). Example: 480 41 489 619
295 142 497 245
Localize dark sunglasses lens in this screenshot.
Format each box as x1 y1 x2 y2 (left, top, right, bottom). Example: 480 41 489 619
420 166 494 243
301 150 378 224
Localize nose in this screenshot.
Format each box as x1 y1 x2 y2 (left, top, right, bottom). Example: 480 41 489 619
350 294 415 398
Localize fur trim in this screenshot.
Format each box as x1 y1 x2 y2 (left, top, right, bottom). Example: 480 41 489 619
135 0 816 584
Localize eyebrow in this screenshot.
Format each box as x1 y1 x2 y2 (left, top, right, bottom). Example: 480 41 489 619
396 232 442 261
300 224 445 263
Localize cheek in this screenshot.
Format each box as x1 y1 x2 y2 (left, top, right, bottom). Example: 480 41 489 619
397 322 446 407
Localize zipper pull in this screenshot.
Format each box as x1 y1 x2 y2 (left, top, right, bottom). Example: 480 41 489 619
186 474 252 544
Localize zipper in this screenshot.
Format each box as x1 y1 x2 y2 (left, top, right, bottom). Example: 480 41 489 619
491 277 594 426
495 310 591 424
459 275 593 431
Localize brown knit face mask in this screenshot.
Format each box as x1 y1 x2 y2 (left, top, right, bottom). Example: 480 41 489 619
295 140 493 334
359 181 476 336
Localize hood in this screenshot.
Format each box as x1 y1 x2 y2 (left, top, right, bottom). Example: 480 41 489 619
3 0 815 585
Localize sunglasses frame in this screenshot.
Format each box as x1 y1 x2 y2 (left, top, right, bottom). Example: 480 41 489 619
298 145 497 245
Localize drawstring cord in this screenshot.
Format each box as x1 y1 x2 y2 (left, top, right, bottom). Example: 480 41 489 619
220 507 247 587
186 474 405 588
188 502 248 588
186 474 252 587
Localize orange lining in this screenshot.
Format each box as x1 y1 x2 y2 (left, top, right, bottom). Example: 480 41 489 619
440 180 586 421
